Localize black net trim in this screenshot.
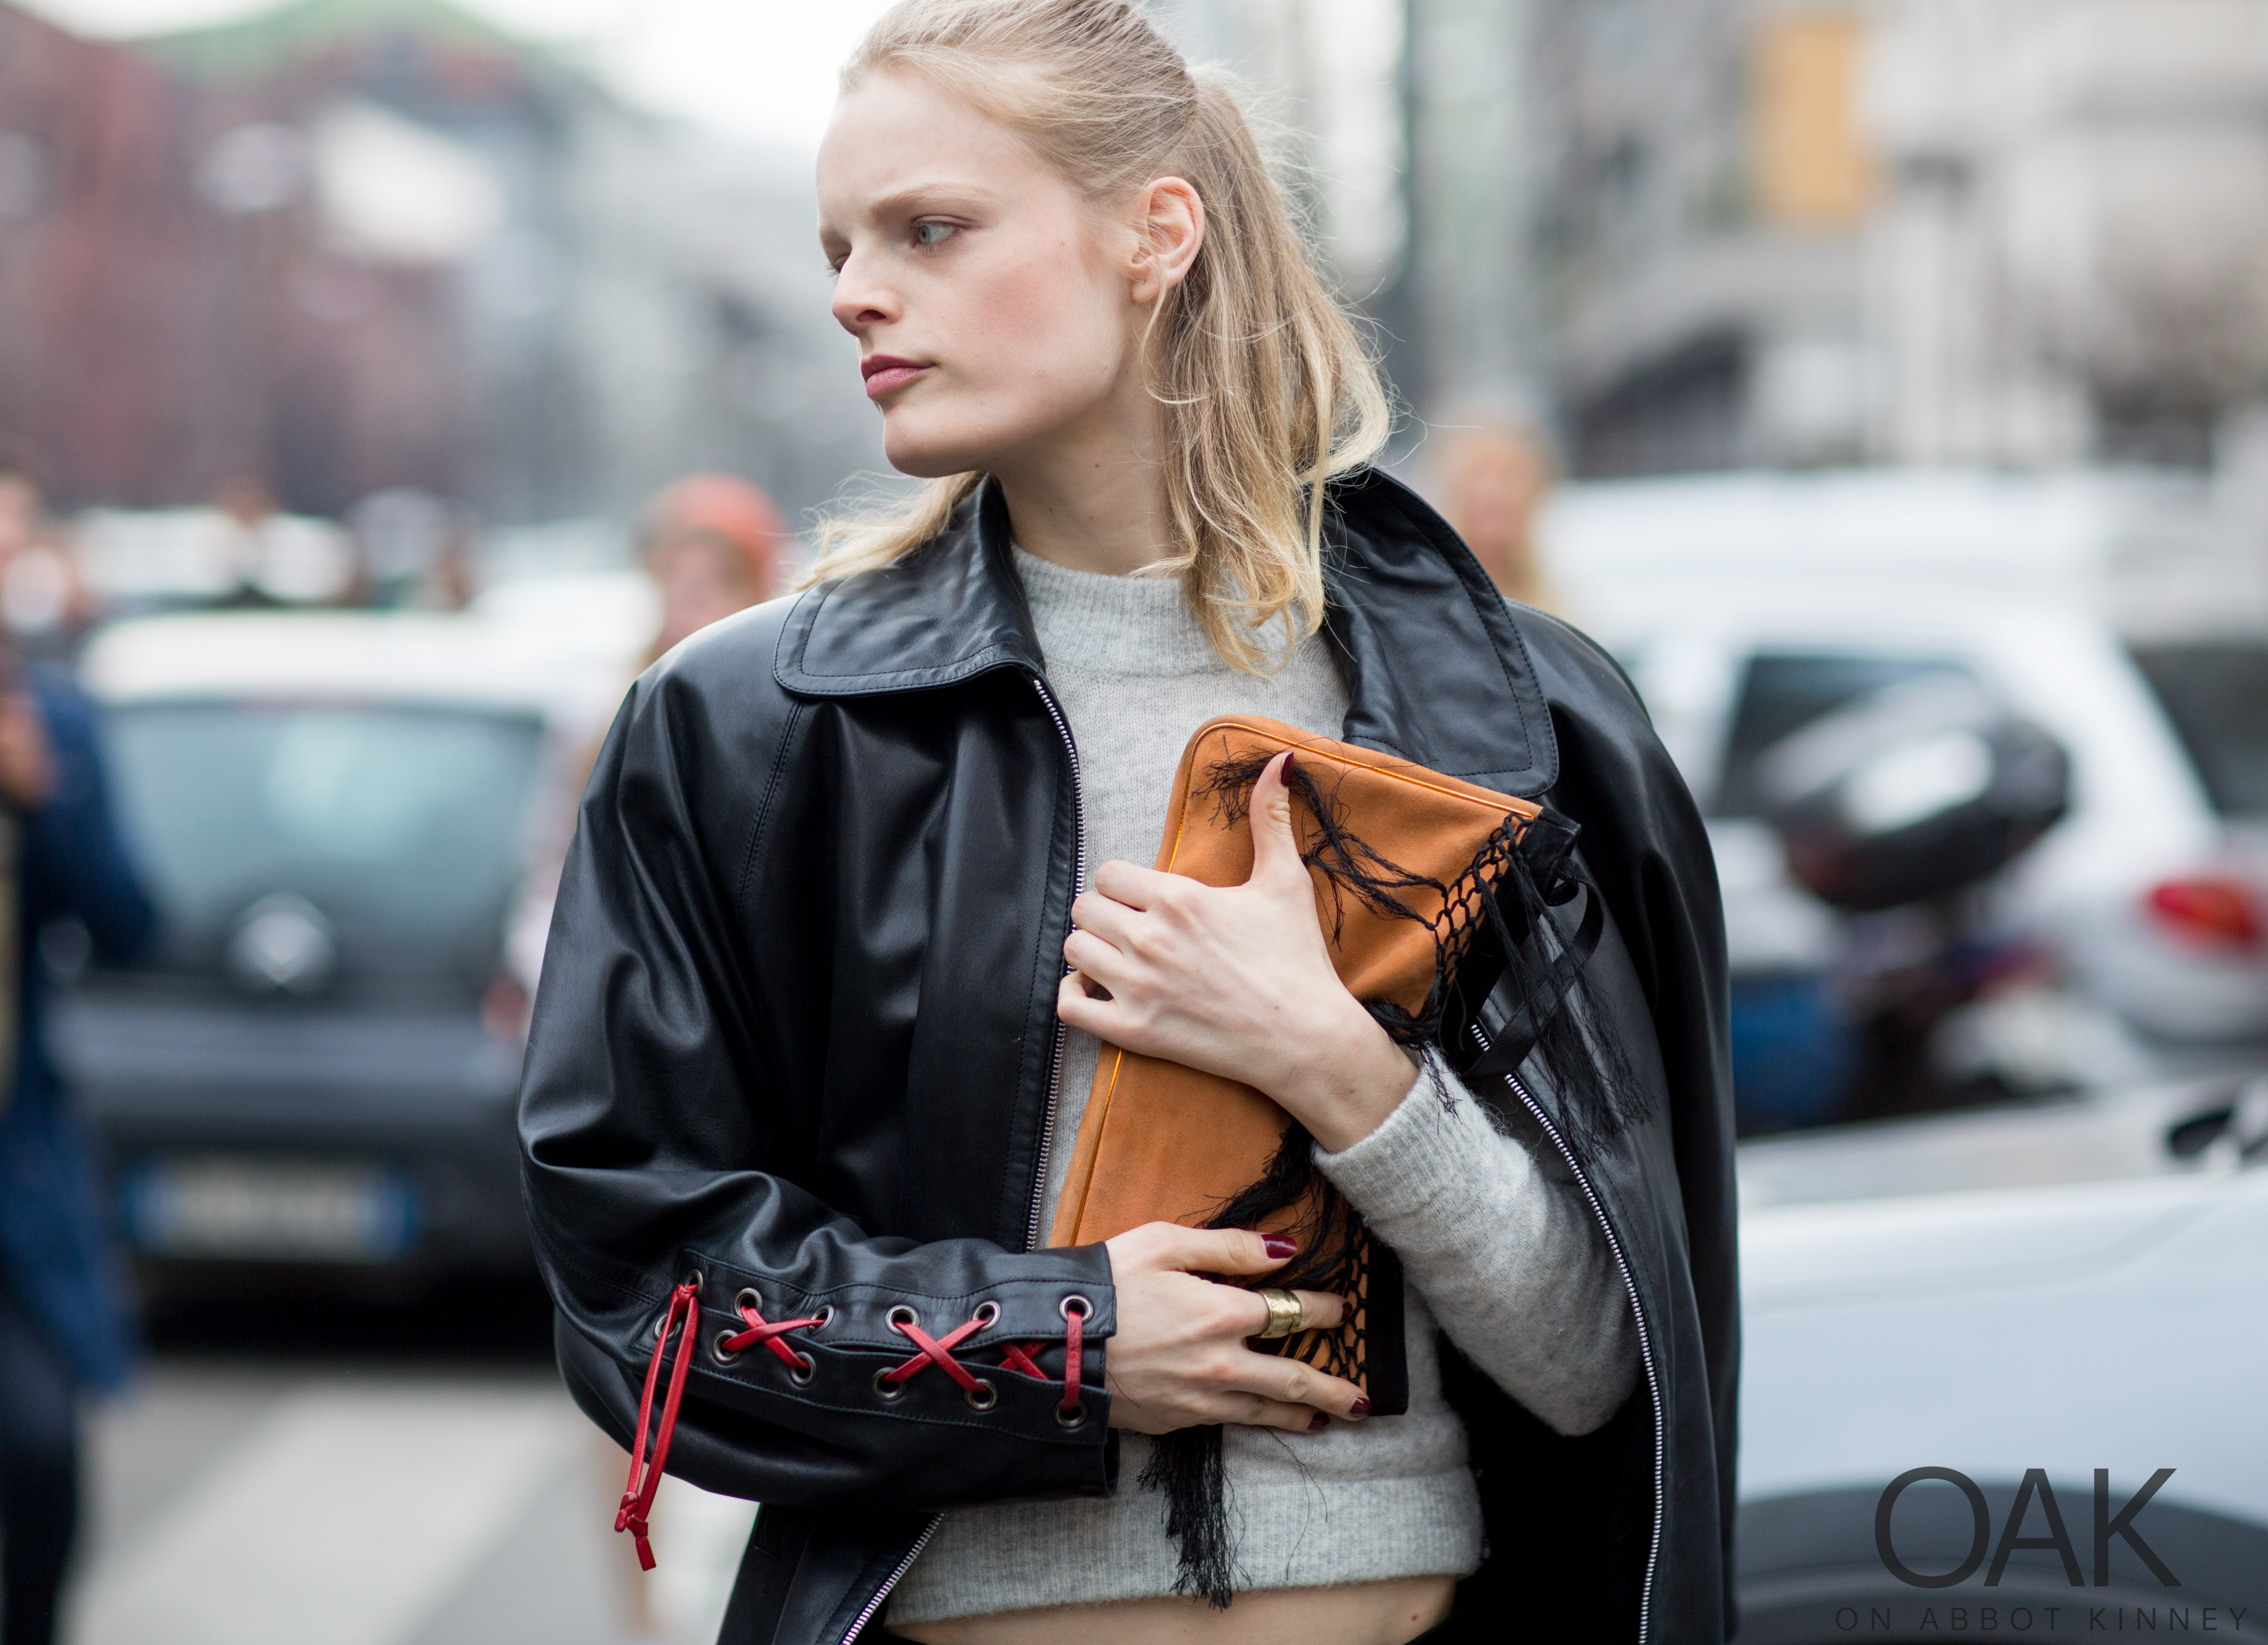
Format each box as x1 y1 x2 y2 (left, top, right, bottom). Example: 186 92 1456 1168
1198 751 1524 1052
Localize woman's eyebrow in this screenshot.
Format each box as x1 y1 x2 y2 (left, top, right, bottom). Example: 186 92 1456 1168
864 182 996 219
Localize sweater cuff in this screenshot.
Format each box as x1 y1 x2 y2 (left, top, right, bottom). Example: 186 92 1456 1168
1312 1052 1508 1226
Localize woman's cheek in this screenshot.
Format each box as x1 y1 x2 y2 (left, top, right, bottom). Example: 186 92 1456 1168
974 280 1068 392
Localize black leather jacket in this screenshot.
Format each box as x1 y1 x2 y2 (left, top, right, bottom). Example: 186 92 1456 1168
519 471 1737 1644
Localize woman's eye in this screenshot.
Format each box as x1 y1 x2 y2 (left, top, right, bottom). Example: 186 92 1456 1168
913 221 959 250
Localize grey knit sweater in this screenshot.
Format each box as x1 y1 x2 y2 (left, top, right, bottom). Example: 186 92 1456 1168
886 549 1638 1625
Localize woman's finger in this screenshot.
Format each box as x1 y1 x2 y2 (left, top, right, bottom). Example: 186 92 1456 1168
1067 886 1141 947
1238 1287 1349 1339
1062 928 1134 991
1223 1393 1336 1435
1090 858 1179 910
1130 1224 1298 1277
1224 1349 1369 1418
1056 970 1116 1035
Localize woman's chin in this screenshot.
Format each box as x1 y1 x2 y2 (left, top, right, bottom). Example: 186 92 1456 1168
881 428 989 480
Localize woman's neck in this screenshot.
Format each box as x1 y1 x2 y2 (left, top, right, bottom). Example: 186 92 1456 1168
990 373 1173 578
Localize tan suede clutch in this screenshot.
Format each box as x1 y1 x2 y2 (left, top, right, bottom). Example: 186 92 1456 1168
1046 715 1543 1411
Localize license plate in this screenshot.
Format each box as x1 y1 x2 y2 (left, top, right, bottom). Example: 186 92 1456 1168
125 1156 419 1262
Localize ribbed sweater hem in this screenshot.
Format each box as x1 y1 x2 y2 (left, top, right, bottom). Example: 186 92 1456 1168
884 1466 1484 1624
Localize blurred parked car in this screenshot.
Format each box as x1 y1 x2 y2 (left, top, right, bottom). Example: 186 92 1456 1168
1735 1078 2268 1637
1644 603 2264 1094
1543 470 2268 1123
52 601 642 1291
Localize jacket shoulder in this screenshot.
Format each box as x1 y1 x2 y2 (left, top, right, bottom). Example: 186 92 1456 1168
1500 603 1653 738
592 595 815 871
629 591 808 745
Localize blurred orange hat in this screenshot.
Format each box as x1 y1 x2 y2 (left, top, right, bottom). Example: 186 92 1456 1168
642 473 790 593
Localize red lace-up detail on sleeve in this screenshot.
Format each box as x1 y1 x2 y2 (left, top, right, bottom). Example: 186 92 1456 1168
721 1298 826 1366
614 1287 828 1572
1000 1299 1085 1418
615 1281 700 1572
1061 1304 1084 1415
881 1311 990 1394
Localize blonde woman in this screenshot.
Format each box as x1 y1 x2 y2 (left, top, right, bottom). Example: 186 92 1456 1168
518 5 1736 1644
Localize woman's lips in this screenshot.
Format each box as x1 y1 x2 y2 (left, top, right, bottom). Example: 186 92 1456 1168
861 357 931 399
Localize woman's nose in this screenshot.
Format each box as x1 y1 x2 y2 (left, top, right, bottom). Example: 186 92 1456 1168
830 258 897 334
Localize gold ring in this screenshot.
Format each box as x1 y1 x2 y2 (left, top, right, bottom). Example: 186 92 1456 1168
1254 1287 1304 1340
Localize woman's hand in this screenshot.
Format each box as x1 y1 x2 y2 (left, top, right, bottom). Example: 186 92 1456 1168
1100 1221 1368 1435
1056 751 1415 1153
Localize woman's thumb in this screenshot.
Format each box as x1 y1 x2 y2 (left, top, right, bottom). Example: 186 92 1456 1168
1246 752 1307 885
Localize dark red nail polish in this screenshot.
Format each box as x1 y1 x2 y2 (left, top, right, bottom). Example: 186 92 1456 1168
1262 1236 1298 1260
1349 1397 1371 1419
1307 1411 1330 1431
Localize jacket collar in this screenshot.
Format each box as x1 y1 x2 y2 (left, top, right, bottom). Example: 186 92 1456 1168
773 479 1041 697
774 471 1557 797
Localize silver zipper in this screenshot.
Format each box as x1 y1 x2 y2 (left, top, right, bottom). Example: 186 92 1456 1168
1024 673 1087 1253
840 1516 941 1645
1474 1023 1665 1644
839 676 1083 1645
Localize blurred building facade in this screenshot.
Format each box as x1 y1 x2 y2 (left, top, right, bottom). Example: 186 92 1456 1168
0 0 873 529
1518 0 2268 476
1170 0 2268 482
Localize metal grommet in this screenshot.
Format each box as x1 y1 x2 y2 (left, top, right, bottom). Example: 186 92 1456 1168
788 1352 816 1388
811 1305 835 1330
1059 1294 1092 1322
734 1287 763 1314
1054 1401 1088 1428
712 1329 743 1364
683 1270 704 1291
872 1367 906 1402
972 1301 1000 1329
887 1305 919 1330
963 1378 998 1412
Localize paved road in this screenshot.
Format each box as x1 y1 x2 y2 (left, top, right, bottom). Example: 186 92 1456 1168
56 1288 755 1645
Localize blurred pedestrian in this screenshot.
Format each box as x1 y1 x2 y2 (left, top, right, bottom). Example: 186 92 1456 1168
206 475 289 609
639 472 791 662
1431 416 1563 613
0 442 157 1645
344 488 476 611
0 464 96 666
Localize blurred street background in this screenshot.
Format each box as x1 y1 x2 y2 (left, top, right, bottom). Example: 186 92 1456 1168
1 0 2266 1640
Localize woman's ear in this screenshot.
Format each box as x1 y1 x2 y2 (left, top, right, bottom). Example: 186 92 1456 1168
1129 176 1206 303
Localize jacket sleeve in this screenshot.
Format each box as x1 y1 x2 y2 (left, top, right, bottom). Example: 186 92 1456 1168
1315 1052 1639 1437
518 647 1115 1515
1522 613 1741 1632
22 674 157 963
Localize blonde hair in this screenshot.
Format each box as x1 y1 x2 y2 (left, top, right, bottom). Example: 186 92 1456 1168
803 0 1392 672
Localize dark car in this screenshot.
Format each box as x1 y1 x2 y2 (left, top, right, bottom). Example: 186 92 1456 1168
51 610 596 1289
